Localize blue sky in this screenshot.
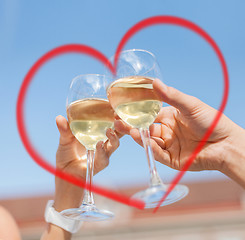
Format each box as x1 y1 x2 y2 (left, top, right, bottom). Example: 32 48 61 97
0 0 245 199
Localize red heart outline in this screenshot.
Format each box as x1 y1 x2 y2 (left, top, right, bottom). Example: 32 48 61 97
16 16 229 212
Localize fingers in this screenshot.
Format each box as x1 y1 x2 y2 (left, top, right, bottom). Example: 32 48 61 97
114 118 145 147
114 119 132 135
150 140 172 168
153 79 203 116
93 129 120 174
93 141 109 174
104 128 120 157
149 123 162 138
56 115 74 146
129 128 143 147
151 136 165 149
115 120 165 149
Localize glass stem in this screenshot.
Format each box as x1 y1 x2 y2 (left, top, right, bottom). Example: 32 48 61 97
82 149 95 206
139 128 163 187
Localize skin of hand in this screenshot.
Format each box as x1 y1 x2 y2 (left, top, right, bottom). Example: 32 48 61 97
115 79 245 188
41 115 119 240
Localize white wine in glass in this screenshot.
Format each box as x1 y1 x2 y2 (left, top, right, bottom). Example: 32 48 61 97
68 99 114 150
107 76 162 129
107 49 189 208
61 74 114 221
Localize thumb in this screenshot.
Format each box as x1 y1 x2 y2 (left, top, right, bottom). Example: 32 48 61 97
56 115 74 145
153 79 202 115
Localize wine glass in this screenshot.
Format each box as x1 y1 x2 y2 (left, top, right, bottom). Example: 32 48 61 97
107 49 189 208
61 74 114 221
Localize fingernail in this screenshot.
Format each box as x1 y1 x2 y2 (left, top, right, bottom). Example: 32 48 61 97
109 129 116 136
97 141 104 149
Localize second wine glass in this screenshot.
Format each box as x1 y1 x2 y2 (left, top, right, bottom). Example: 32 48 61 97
107 49 189 208
61 74 114 221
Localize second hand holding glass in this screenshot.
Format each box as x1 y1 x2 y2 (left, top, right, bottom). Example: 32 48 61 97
107 49 189 208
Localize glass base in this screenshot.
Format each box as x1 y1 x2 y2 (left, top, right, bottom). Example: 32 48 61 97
131 184 189 209
60 204 114 221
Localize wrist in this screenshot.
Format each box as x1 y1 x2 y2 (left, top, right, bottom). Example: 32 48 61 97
221 125 245 188
41 223 72 240
54 177 84 212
